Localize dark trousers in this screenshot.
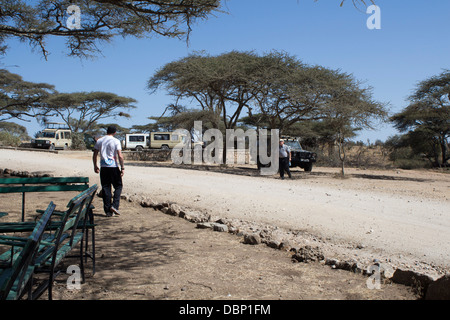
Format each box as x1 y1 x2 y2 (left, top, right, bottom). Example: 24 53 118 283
100 167 123 214
279 157 291 178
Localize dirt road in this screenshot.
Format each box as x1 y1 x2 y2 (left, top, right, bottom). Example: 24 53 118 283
1 148 449 279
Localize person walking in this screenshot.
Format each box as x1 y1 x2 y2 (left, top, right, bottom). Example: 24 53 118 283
93 126 125 216
279 139 292 179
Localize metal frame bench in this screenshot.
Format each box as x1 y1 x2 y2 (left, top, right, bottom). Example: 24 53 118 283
0 202 56 300
0 185 98 299
0 176 90 222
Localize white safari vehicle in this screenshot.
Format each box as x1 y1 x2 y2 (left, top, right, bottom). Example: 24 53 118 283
125 132 186 151
31 123 72 150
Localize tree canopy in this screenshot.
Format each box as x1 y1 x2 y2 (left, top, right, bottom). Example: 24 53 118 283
44 91 137 132
0 1 375 59
0 69 55 121
0 0 221 58
391 70 450 167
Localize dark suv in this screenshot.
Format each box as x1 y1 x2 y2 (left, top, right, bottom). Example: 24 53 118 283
283 138 317 172
256 136 317 172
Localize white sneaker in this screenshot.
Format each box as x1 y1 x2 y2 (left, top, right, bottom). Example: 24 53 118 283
110 207 121 216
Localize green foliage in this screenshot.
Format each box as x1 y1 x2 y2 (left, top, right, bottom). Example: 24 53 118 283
385 134 429 169
391 70 450 167
44 91 136 133
0 121 30 140
70 132 87 150
0 0 221 58
0 131 21 147
0 69 55 121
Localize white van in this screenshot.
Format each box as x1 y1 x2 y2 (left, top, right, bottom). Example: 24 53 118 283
124 132 187 150
150 132 186 150
125 133 149 151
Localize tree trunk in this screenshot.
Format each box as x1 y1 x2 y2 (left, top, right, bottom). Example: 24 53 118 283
337 136 346 176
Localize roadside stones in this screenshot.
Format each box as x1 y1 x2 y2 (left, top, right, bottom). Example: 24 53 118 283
213 223 228 233
1 168 52 178
292 246 325 263
118 189 449 299
196 222 229 233
425 274 450 300
391 269 434 289
243 233 261 245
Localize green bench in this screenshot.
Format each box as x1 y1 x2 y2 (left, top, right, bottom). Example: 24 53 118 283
0 202 56 300
0 176 90 222
0 185 98 299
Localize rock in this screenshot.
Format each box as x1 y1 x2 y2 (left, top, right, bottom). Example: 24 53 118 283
425 274 450 300
184 211 209 223
213 223 228 233
335 260 358 272
196 222 214 229
325 258 339 267
266 239 281 249
169 204 183 216
243 233 261 245
279 240 293 251
140 199 157 208
391 269 434 295
292 246 324 263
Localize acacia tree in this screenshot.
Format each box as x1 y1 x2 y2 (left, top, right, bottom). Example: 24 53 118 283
322 72 387 175
148 51 263 131
391 70 450 167
0 0 221 58
44 91 136 132
0 69 55 121
248 52 343 134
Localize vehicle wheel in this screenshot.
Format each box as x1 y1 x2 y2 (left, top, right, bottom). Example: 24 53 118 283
49 144 55 151
63 144 68 150
161 145 169 150
304 163 313 172
136 146 144 152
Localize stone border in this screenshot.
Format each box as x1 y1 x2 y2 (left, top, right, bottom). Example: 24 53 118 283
123 192 450 300
0 146 59 154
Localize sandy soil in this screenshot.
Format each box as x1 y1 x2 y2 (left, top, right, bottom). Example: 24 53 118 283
1 148 449 300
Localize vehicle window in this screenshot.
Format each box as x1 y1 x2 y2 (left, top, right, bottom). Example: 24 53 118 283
42 132 55 138
154 134 170 141
285 141 302 150
172 134 178 141
64 132 71 139
129 136 145 142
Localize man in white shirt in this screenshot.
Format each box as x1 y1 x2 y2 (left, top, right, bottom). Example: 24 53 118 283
93 126 125 216
279 139 292 179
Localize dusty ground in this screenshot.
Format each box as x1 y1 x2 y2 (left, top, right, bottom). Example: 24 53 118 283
0 191 416 301
1 148 449 300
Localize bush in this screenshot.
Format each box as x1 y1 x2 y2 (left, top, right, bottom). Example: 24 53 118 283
0 132 21 147
71 132 87 150
393 159 429 170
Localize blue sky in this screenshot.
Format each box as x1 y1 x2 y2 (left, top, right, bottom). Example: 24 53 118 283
2 0 450 143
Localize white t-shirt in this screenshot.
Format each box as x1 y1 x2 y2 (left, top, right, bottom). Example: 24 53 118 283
94 135 122 168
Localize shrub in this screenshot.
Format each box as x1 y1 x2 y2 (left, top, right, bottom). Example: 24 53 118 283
0 131 21 147
71 132 87 150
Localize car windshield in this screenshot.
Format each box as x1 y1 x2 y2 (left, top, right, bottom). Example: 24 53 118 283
41 132 55 138
285 140 302 150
